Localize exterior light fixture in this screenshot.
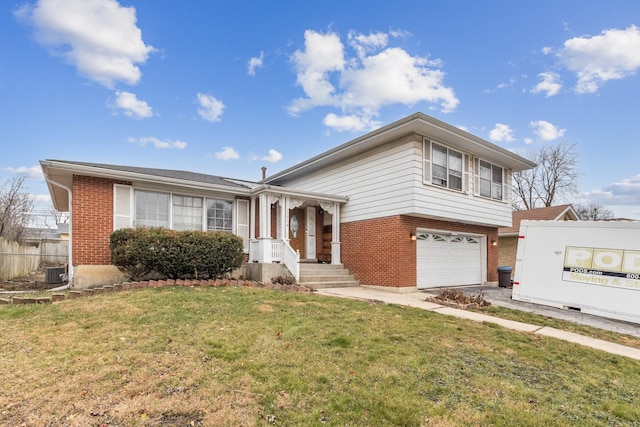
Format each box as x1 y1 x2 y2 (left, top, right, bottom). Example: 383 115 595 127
491 239 497 246
410 231 417 241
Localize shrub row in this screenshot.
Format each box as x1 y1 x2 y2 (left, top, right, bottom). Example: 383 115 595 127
110 228 244 281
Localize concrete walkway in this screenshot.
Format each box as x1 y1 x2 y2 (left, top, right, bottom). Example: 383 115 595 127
314 286 640 361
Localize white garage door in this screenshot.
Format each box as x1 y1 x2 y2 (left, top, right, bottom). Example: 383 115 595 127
417 232 483 288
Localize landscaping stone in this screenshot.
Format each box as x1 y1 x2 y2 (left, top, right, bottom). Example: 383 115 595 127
68 291 82 299
113 284 123 292
103 285 113 292
0 298 11 304
82 289 94 297
166 279 176 286
176 279 185 286
93 288 104 295
36 297 51 304
52 293 65 302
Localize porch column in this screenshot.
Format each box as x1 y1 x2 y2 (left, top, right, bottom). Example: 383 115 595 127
258 193 272 263
281 197 290 242
249 196 256 240
331 201 341 265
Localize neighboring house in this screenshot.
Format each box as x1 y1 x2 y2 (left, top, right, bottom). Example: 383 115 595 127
498 204 579 274
41 112 535 289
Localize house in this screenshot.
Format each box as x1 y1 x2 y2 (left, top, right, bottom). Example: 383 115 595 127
41 112 535 289
498 204 579 274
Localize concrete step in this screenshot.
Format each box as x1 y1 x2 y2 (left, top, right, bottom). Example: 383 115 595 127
297 263 359 289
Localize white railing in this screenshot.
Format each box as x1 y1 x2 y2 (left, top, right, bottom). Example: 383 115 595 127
249 238 299 282
249 239 260 262
281 240 300 282
271 241 282 262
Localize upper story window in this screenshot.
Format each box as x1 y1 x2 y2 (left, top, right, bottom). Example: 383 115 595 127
432 143 463 191
424 139 467 192
478 160 503 200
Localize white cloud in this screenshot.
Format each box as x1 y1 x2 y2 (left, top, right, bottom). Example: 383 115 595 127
323 113 381 132
541 46 553 55
583 174 640 206
197 93 225 122
128 136 187 149
489 123 515 143
289 29 458 132
524 137 534 145
261 149 282 163
215 146 240 161
531 72 562 97
15 0 155 88
247 51 264 76
529 120 566 141
113 91 153 119
4 165 44 180
558 25 640 93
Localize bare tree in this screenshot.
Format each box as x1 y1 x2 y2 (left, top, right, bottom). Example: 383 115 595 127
512 142 579 209
0 176 35 243
574 203 615 221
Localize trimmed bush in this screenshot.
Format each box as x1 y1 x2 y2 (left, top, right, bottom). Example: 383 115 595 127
110 228 244 281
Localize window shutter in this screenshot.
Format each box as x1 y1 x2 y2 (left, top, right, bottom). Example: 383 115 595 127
463 154 470 193
236 199 250 251
113 184 133 230
472 157 480 196
423 138 431 185
504 169 512 202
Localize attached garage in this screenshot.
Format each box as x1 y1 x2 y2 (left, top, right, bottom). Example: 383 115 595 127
416 231 484 288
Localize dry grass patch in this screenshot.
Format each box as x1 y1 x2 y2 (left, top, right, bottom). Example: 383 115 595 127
1 287 639 426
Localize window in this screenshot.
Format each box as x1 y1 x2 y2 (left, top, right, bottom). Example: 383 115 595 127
431 143 463 191
207 199 233 232
479 160 503 200
135 190 169 228
173 195 203 230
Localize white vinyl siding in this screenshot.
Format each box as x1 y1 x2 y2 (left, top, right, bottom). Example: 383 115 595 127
113 184 133 230
272 136 513 227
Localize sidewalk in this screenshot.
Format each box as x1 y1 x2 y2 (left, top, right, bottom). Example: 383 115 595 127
314 286 640 361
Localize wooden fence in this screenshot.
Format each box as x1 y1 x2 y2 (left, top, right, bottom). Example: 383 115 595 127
0 238 69 282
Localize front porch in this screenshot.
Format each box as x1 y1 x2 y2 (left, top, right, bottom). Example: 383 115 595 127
246 189 347 283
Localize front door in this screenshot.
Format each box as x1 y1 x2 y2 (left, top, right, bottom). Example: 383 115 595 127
289 208 305 258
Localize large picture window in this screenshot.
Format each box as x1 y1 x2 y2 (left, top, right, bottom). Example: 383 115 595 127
134 190 234 232
432 143 463 191
207 199 233 232
479 160 503 200
135 191 169 228
173 195 203 231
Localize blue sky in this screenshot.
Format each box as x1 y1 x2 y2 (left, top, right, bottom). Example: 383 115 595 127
2 0 640 223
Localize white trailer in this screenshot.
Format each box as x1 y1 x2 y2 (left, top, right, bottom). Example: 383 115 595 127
512 220 640 324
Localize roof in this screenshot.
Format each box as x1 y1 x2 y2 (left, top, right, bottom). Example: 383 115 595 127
499 204 580 236
265 112 537 184
41 160 260 211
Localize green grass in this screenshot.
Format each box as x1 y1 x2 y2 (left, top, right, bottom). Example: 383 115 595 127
1 286 639 426
474 305 640 350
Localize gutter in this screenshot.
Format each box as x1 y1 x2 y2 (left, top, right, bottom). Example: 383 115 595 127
43 172 74 287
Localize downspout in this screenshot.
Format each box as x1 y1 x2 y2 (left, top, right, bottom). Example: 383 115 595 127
43 174 74 288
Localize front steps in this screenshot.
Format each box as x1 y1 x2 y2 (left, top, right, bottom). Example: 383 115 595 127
298 263 360 289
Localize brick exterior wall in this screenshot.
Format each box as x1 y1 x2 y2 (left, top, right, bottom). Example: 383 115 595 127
498 236 518 274
341 215 499 288
72 175 126 265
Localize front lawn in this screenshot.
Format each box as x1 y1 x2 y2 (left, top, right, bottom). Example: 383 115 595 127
1 286 638 426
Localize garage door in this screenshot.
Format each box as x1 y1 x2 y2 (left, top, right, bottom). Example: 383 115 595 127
417 232 482 288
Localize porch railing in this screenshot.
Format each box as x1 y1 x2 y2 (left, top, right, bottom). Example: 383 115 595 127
248 238 300 282
280 240 300 282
